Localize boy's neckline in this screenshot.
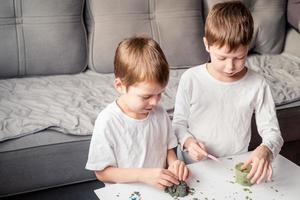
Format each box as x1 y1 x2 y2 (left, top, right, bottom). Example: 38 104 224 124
114 100 150 122
204 63 249 85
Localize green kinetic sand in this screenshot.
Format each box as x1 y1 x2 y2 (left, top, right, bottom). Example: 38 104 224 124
235 162 253 186
165 181 189 197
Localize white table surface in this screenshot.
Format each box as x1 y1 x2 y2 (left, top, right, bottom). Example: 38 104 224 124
94 152 300 200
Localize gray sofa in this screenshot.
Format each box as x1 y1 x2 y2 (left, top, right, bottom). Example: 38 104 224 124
1 0 300 198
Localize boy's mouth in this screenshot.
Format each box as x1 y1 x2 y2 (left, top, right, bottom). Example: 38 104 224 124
224 72 235 76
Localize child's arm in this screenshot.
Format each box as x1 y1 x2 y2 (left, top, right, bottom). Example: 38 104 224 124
243 80 283 184
166 148 190 181
172 73 195 150
172 72 208 162
95 166 179 190
254 80 283 159
166 148 178 164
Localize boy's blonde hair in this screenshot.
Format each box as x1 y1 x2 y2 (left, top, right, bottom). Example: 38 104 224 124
205 1 254 52
114 36 169 87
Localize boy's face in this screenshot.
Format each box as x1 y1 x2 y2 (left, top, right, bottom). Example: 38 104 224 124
204 38 248 82
115 79 165 119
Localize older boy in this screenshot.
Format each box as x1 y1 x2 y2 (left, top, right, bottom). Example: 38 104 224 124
86 36 189 189
173 1 283 185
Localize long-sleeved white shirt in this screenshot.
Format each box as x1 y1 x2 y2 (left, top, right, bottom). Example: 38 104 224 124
173 64 283 163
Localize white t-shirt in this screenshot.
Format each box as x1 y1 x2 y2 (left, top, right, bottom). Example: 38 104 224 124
173 64 283 163
86 101 178 171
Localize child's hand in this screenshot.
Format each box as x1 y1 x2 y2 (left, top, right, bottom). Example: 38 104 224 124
168 160 190 181
141 168 180 190
184 137 208 161
242 145 272 184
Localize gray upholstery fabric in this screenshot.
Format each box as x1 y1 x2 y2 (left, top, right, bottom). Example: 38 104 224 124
287 0 300 32
0 130 95 197
2 58 300 142
0 69 186 141
246 53 300 105
0 0 87 78
203 0 286 54
283 27 300 58
85 0 209 73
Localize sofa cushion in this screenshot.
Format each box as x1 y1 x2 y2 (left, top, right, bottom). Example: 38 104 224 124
85 0 209 73
287 0 300 32
0 69 186 142
0 0 87 79
203 0 286 54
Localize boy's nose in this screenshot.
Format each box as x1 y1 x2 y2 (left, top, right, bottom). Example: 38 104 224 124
149 96 160 106
225 59 234 72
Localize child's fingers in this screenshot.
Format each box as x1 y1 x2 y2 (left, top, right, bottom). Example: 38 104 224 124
257 161 268 184
158 178 173 187
267 164 273 181
185 141 207 161
164 168 178 178
241 159 251 170
173 162 179 178
251 159 265 184
197 141 207 152
162 170 179 185
194 145 208 157
159 178 177 187
188 149 202 161
190 144 207 159
183 166 189 181
247 159 258 179
178 162 184 180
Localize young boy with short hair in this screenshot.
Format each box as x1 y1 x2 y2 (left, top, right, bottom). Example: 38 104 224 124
173 1 283 185
86 36 189 189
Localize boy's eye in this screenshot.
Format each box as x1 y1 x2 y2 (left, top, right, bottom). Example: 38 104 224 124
217 57 226 60
141 93 162 100
141 96 151 100
237 56 245 60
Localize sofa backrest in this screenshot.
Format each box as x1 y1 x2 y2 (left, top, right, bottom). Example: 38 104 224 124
287 0 300 32
0 0 289 78
85 0 209 73
0 0 87 79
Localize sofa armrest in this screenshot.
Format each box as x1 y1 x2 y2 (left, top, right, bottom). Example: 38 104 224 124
283 27 300 58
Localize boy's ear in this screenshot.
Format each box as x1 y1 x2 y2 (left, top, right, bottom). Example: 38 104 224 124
114 78 126 94
203 37 210 52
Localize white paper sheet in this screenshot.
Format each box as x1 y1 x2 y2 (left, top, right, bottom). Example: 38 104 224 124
94 153 300 200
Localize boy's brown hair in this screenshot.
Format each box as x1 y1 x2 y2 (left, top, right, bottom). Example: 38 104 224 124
114 36 169 87
205 1 254 52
